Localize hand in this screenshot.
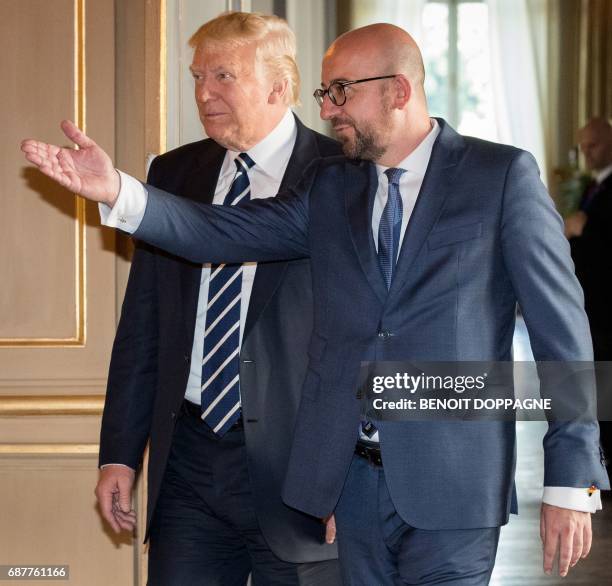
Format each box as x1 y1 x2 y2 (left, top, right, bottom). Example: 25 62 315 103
21 120 120 206
95 465 137 534
564 211 587 238
323 514 336 544
540 503 592 577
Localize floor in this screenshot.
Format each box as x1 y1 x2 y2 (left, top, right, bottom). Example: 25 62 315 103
490 318 611 585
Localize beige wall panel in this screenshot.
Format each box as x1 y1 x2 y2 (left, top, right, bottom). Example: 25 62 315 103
0 0 77 339
0 415 102 444
0 455 134 586
0 0 116 395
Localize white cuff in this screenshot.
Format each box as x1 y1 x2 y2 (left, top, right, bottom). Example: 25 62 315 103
98 170 148 233
99 463 135 471
542 486 602 513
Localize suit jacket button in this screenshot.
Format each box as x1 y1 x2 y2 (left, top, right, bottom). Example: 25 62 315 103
184 354 191 363
171 411 176 420
378 330 391 339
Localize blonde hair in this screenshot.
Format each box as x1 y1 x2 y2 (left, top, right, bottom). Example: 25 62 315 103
189 12 300 106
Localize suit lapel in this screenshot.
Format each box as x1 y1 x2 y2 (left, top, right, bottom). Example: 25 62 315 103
243 115 320 340
345 160 389 304
389 119 465 297
179 143 226 343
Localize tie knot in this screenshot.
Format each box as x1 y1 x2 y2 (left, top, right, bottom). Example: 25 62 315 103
234 152 256 173
385 167 405 186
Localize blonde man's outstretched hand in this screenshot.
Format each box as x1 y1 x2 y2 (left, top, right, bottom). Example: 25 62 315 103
21 120 120 207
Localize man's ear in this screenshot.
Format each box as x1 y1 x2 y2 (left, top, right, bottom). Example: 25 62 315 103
393 75 411 109
268 78 289 105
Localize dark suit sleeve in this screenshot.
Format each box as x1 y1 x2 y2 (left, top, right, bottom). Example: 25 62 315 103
500 151 608 489
133 160 319 265
98 160 164 469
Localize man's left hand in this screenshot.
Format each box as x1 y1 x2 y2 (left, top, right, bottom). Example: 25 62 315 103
540 503 592 577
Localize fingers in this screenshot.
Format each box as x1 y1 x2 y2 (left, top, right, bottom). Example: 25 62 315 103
570 523 584 568
60 120 96 149
541 504 591 577
95 478 121 534
582 514 592 559
95 466 136 535
21 140 58 168
117 474 133 514
325 514 337 544
557 522 575 577
111 493 137 531
542 519 560 576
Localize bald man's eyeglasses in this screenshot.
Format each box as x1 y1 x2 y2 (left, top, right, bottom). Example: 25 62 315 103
313 75 398 107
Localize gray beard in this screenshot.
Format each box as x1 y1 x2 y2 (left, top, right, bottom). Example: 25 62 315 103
339 124 387 161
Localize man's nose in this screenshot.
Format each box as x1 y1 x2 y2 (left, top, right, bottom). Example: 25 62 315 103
319 94 340 121
195 80 213 102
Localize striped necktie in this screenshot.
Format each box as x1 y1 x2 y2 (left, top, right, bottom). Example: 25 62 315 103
378 167 405 289
201 152 255 435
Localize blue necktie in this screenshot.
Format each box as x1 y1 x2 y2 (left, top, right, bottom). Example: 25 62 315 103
360 168 406 442
378 167 405 289
201 153 255 436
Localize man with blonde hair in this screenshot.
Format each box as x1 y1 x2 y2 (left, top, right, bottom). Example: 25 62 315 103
93 11 341 585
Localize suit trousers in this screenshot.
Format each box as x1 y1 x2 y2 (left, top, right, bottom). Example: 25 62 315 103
334 455 501 585
147 402 341 586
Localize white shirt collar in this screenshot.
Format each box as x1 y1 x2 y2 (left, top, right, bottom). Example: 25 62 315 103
595 163 612 184
375 118 441 179
221 109 296 181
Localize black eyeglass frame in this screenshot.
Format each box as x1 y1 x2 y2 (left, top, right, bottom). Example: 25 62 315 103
313 75 398 107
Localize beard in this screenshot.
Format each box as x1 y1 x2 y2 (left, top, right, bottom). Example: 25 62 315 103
330 99 393 160
332 117 387 160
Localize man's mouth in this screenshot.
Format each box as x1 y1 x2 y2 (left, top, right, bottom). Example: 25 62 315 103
333 123 352 133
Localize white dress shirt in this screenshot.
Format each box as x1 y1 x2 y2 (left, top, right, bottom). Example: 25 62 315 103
102 108 297 405
100 117 601 512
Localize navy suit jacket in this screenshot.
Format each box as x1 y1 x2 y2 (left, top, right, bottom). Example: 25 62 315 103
99 115 341 561
130 119 610 530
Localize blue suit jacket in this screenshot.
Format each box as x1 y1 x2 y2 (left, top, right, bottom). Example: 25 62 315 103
99 115 342 560
131 119 610 530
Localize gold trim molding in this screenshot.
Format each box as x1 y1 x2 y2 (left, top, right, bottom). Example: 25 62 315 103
0 0 87 348
0 444 98 455
0 395 104 416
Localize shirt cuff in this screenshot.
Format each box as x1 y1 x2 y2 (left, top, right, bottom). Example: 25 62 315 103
99 463 135 471
543 486 602 513
98 169 148 233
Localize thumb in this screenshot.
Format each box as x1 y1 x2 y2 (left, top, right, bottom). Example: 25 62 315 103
117 477 133 513
60 120 96 149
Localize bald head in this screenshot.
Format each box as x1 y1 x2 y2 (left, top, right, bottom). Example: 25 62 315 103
319 23 432 166
325 24 425 89
579 117 612 171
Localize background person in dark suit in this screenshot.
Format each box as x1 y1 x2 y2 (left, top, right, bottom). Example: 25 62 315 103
93 12 341 586
22 23 609 586
565 117 612 476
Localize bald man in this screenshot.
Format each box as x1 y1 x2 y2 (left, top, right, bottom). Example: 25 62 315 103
566 118 612 475
23 23 610 585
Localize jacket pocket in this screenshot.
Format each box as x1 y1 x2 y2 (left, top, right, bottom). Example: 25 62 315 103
427 221 483 250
